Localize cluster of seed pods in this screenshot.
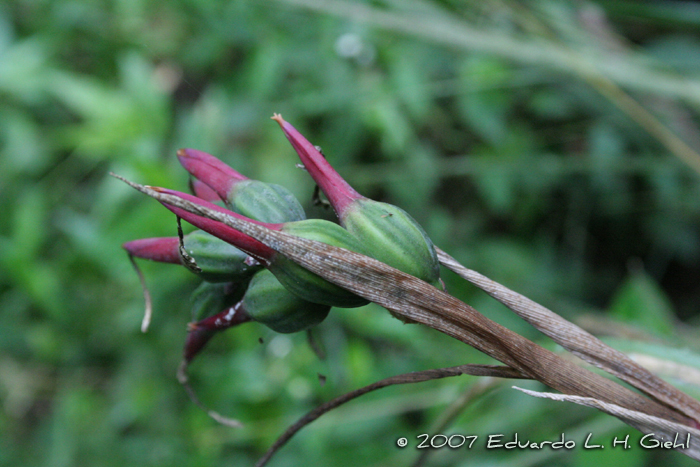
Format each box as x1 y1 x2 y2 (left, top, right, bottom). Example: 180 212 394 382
123 115 442 363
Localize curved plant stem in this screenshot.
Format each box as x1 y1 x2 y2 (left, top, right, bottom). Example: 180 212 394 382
411 378 500 467
256 364 526 467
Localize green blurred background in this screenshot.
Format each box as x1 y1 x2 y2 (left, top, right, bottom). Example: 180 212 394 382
2 0 700 465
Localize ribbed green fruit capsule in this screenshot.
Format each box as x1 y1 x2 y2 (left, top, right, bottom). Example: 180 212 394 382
178 149 352 307
271 219 370 308
177 148 306 224
189 281 245 322
182 230 260 283
227 179 306 224
341 199 440 288
123 230 261 283
272 114 441 288
153 188 371 308
241 269 330 333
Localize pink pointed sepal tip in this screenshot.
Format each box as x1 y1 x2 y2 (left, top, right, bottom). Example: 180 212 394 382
177 148 248 201
189 178 221 203
122 237 181 264
271 113 363 218
149 186 280 263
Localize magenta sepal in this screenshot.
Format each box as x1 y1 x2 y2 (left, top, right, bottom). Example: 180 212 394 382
123 237 181 264
150 186 280 264
183 302 252 362
177 148 248 202
271 114 363 218
189 178 221 203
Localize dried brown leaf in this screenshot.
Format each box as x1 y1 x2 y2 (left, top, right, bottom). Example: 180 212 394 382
437 248 700 422
515 387 700 460
112 174 699 444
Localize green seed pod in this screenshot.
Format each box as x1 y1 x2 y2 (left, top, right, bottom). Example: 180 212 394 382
226 180 306 224
185 281 251 362
242 269 330 333
268 218 371 308
189 281 245 322
341 199 441 287
177 148 306 224
183 230 260 283
272 115 442 290
156 188 370 309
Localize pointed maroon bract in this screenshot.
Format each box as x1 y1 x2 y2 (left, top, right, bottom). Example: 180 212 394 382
271 113 363 218
150 186 280 265
189 178 221 202
184 303 252 362
178 148 248 202
123 237 181 264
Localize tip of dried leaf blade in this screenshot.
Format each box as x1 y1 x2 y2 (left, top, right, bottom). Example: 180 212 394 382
126 253 153 333
177 359 244 429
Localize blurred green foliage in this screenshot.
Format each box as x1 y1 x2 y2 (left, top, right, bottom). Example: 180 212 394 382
1 0 700 466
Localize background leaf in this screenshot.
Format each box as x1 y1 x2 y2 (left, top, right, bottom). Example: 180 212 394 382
1 0 700 465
